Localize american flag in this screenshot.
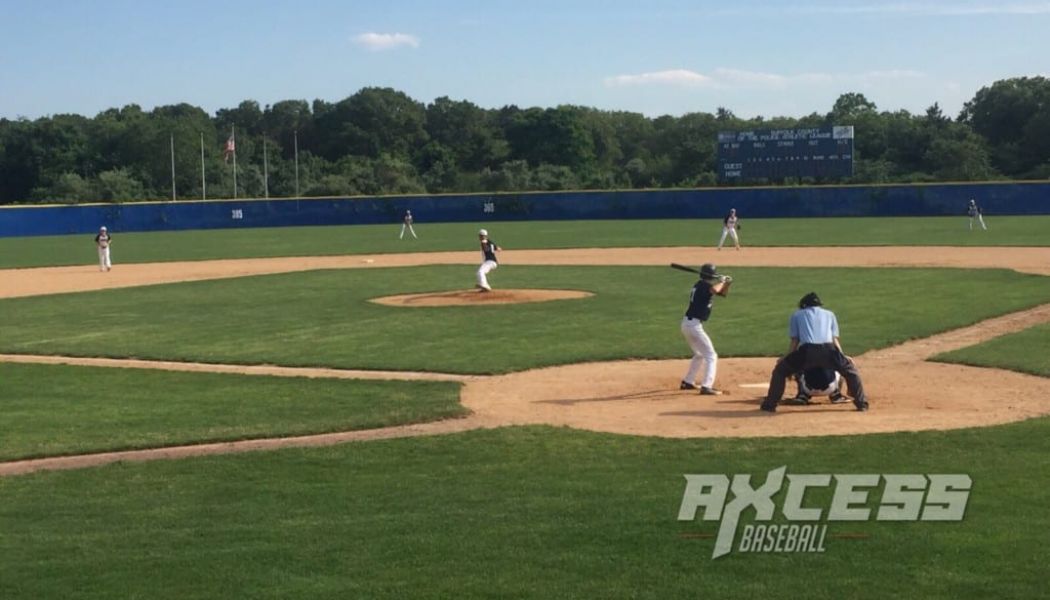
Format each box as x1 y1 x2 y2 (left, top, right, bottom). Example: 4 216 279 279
223 134 236 163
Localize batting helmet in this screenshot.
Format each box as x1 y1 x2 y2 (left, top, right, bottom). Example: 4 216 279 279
699 263 719 280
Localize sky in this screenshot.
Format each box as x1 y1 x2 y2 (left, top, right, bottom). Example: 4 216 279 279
1 0 1048 120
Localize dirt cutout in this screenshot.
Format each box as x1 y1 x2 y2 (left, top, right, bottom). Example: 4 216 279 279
1 246 1049 476
371 288 593 307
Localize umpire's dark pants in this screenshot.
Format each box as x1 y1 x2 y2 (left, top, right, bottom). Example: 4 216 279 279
765 343 866 406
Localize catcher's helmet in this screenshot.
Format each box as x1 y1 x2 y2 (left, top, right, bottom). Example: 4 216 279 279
799 292 822 308
699 263 719 280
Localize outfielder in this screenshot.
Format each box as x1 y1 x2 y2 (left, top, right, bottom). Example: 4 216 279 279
967 199 987 231
475 229 501 292
679 263 732 395
717 208 741 250
94 226 112 272
399 210 418 239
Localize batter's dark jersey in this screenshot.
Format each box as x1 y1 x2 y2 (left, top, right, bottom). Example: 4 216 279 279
481 240 499 263
684 281 715 321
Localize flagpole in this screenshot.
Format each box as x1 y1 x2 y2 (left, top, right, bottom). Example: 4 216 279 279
170 133 176 201
200 132 206 200
263 136 269 199
293 129 300 197
232 125 238 199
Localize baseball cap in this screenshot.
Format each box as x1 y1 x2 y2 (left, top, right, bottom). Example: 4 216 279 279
479 229 488 236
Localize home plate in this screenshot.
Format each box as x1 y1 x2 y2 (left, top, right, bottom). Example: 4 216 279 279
739 383 769 389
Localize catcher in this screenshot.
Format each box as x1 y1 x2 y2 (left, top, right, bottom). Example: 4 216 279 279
785 367 848 405
679 263 732 395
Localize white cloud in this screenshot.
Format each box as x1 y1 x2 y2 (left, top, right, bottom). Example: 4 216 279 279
604 69 715 87
605 67 840 90
352 32 420 51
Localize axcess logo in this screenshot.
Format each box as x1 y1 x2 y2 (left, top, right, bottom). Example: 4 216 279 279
677 467 971 558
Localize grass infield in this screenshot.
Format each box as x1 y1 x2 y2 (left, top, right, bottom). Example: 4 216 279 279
0 363 465 461
1 266 1049 374
1 422 1047 599
934 322 1050 377
1 215 1047 268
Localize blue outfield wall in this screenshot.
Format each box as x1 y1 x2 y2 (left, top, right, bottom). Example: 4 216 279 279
1 182 1048 237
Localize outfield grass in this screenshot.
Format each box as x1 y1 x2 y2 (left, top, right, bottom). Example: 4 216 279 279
0 363 465 461
1 216 1046 269
1 422 1047 599
1 266 1048 374
934 322 1050 377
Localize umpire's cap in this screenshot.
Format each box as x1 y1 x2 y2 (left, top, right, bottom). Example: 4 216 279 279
699 263 719 280
799 292 823 308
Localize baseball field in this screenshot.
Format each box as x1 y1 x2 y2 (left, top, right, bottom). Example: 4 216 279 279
2 217 1049 599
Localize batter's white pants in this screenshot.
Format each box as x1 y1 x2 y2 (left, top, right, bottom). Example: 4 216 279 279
718 226 739 249
477 260 498 290
969 215 987 230
399 224 417 239
681 317 717 388
97 246 111 271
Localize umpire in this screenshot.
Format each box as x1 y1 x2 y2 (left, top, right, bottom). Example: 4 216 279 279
760 292 869 412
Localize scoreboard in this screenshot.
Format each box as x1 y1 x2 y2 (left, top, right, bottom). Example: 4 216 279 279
717 126 854 183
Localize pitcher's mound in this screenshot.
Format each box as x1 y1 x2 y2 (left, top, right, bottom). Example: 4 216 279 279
371 289 594 307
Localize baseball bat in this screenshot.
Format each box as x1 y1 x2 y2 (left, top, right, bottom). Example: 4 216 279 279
670 263 700 274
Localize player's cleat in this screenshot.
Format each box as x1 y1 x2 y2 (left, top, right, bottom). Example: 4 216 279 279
680 381 698 390
699 386 723 396
759 400 777 413
829 391 849 404
854 401 869 412
785 394 811 406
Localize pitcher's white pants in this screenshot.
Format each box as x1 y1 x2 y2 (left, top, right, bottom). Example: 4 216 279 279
718 226 739 249
681 317 717 388
399 223 417 239
97 246 111 271
477 260 498 290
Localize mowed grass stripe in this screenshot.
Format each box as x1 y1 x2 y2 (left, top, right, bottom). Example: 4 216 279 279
1 423 1047 599
1 215 1047 269
1 266 1049 374
0 362 465 461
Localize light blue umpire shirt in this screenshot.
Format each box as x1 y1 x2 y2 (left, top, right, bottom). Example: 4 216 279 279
789 306 839 345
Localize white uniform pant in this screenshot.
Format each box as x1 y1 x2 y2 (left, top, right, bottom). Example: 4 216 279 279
969 215 986 230
718 226 739 249
477 260 498 290
399 223 417 239
680 317 717 388
97 246 111 271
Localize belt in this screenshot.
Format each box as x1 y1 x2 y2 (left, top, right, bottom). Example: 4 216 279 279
685 316 706 322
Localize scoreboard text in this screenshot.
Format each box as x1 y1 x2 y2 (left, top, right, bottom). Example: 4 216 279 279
717 126 854 183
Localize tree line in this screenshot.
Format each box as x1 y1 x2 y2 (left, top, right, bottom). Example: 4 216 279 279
0 76 1048 204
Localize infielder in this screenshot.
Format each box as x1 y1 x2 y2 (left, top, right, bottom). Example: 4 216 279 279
94 226 112 272
967 199 987 231
761 292 868 412
476 229 501 292
399 210 418 239
680 263 732 395
717 208 741 250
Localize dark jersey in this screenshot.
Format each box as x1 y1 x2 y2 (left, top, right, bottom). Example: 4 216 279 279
95 233 111 246
481 240 499 262
967 203 981 216
684 280 714 321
